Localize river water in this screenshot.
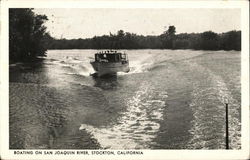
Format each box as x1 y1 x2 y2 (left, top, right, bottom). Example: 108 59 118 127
9 49 241 149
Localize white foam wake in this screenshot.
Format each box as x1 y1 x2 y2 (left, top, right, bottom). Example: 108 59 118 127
79 82 167 149
186 62 241 149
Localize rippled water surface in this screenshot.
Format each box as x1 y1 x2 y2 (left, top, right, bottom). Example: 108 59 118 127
9 49 241 149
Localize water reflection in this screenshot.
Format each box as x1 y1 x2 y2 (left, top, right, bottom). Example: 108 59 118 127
9 59 49 84
92 75 119 90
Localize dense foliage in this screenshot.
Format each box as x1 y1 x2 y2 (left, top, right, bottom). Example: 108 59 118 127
9 9 240 63
9 8 49 62
45 26 241 51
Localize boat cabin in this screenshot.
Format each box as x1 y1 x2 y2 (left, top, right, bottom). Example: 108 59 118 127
94 50 128 63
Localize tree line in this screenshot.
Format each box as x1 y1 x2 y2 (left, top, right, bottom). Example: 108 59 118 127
9 9 241 62
45 28 241 51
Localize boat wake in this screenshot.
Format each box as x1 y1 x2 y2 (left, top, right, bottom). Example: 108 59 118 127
46 56 95 76
79 81 167 149
120 50 205 75
46 50 204 77
185 62 241 149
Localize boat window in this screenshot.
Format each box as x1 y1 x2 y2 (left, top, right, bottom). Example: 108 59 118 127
95 52 127 62
106 54 116 62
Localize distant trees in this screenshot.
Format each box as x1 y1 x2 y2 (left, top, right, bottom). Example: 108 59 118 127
220 30 241 51
9 9 240 64
160 25 176 49
43 25 241 51
9 11 241 59
172 30 241 51
9 8 49 62
200 31 219 50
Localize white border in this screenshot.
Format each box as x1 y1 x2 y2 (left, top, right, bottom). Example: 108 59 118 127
0 1 249 160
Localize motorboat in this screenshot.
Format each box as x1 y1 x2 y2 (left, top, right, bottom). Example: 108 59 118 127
90 50 130 77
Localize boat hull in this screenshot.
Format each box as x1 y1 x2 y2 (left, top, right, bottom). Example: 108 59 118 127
90 61 130 77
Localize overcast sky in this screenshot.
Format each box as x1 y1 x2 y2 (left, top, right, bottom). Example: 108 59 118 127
34 8 241 39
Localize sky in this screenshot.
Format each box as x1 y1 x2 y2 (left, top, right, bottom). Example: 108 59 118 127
34 8 241 39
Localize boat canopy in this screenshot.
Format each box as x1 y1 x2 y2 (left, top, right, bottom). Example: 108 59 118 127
95 51 128 63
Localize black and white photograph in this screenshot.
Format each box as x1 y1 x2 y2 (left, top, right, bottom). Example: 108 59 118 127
0 0 249 159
